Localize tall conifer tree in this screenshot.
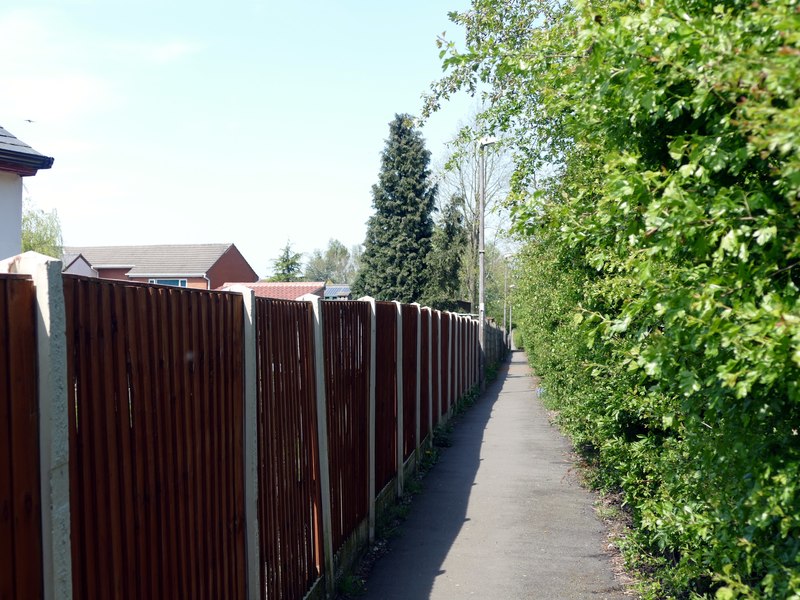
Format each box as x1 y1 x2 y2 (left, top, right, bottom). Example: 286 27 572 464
352 114 437 302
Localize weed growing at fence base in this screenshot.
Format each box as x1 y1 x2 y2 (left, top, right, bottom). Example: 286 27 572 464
418 447 440 474
336 574 366 598
485 362 499 383
454 385 479 417
432 422 453 448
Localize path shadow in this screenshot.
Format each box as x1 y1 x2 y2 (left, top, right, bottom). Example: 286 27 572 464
359 354 513 599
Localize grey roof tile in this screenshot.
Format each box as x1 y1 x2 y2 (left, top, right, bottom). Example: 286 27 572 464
64 243 234 275
0 126 54 170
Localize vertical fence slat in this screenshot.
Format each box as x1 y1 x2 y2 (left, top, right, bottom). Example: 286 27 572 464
0 276 43 600
8 277 42 599
258 298 325 599
0 280 14 598
112 285 138 599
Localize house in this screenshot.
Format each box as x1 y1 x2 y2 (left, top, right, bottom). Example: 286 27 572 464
219 281 325 300
324 284 352 300
64 243 258 289
0 126 54 259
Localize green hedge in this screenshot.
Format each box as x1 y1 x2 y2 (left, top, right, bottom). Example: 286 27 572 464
431 0 800 596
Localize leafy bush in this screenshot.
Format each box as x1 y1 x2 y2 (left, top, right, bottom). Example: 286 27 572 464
429 0 800 596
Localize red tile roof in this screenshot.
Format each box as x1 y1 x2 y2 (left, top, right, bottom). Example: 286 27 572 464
220 281 325 300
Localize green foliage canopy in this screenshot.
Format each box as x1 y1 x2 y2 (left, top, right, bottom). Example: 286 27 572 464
267 240 303 282
305 239 355 284
21 199 63 258
423 194 468 310
352 114 437 303
430 0 800 596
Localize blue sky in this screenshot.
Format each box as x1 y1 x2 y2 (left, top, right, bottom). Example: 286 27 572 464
1 0 478 278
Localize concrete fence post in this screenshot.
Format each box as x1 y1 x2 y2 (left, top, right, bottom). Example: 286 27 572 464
393 300 404 497
306 295 335 594
229 285 261 600
14 254 72 600
359 296 378 543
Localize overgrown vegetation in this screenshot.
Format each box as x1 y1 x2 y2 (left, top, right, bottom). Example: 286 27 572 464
428 0 800 597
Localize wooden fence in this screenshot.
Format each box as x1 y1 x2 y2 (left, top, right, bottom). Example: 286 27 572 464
63 275 247 600
322 301 371 554
0 274 43 600
374 302 397 492
441 314 451 416
2 261 506 600
419 309 431 441
432 311 442 425
256 298 322 600
401 304 417 460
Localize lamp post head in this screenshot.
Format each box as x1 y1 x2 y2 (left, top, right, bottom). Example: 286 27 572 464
478 135 498 148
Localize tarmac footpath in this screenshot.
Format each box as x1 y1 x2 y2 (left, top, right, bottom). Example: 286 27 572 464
360 350 628 600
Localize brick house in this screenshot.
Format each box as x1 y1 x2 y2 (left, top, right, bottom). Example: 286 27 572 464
64 243 258 289
0 126 54 259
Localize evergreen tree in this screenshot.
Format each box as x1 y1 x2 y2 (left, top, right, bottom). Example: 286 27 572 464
422 194 467 310
352 114 437 302
266 240 303 282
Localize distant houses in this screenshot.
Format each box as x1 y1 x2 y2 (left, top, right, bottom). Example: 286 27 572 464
0 126 54 259
324 284 351 300
63 243 258 289
219 281 326 300
219 281 353 301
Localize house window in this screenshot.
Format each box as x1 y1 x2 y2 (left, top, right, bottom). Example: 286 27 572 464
148 278 188 287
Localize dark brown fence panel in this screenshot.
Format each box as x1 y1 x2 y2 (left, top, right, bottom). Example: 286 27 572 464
419 310 430 441
64 275 246 600
460 318 467 396
469 320 476 388
401 305 417 459
256 298 322 600
432 312 441 424
448 316 457 408
322 301 370 552
374 302 397 491
440 314 451 416
453 315 464 400
0 275 43 600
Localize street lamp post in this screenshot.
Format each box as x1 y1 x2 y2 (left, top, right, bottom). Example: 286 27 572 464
478 135 497 388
